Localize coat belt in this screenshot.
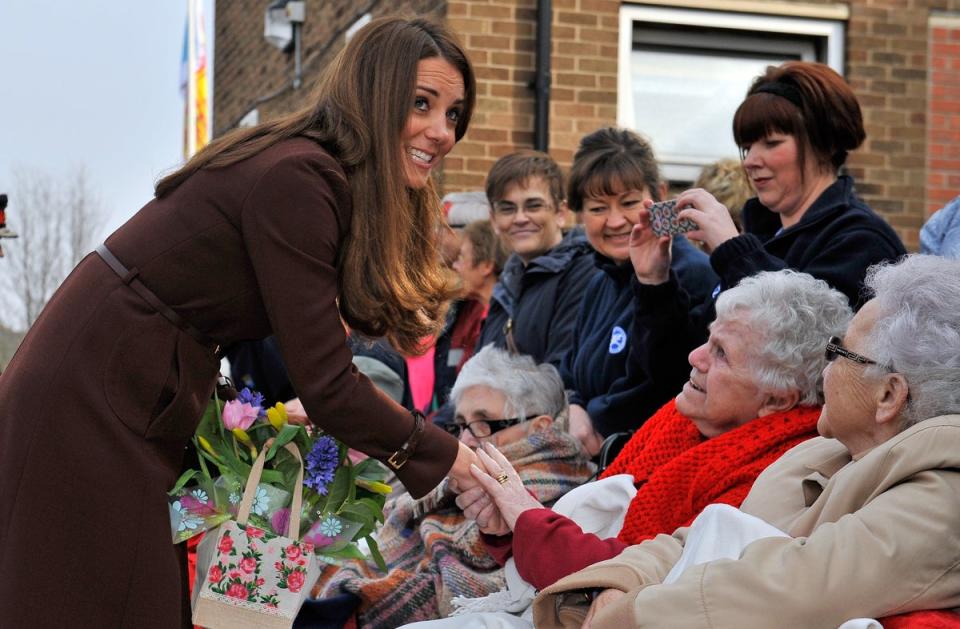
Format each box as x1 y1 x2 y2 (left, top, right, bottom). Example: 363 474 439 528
95 243 221 356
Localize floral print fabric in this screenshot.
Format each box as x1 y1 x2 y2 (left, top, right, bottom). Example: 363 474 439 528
193 520 320 625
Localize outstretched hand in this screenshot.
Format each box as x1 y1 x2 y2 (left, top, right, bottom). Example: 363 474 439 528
448 440 481 494
467 442 545 531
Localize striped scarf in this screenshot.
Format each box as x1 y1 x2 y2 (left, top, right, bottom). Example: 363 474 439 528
317 429 594 628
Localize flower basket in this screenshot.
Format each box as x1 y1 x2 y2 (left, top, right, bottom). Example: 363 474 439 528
192 442 320 628
169 388 393 578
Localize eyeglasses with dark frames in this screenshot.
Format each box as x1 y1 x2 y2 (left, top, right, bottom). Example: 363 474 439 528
825 336 880 366
443 414 540 439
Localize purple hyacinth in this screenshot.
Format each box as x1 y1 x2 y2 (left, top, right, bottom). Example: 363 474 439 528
304 436 339 495
237 387 265 416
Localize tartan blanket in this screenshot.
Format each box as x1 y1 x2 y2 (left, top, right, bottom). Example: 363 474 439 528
315 429 594 628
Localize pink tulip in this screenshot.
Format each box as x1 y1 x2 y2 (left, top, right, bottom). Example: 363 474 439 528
222 400 259 430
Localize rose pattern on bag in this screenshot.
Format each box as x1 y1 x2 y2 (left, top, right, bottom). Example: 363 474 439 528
202 521 317 610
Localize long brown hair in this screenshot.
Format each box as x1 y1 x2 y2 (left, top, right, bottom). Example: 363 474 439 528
156 17 476 355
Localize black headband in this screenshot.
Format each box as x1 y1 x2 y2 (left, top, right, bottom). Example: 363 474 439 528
753 82 803 108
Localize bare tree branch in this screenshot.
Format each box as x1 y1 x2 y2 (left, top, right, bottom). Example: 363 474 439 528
0 166 105 331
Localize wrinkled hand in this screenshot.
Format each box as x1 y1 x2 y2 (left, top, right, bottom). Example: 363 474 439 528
629 201 672 285
467 442 544 531
569 404 604 457
674 188 740 253
283 397 309 425
582 589 625 629
455 484 510 535
448 440 481 494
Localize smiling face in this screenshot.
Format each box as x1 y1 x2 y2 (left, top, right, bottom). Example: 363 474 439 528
581 186 653 263
490 177 566 263
675 317 769 437
741 132 833 227
401 57 466 189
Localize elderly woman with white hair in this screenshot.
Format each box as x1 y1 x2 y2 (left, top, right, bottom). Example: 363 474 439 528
313 345 594 628
531 254 960 629
456 269 850 596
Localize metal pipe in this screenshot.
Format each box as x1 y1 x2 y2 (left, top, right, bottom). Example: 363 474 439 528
293 22 303 89
534 0 552 151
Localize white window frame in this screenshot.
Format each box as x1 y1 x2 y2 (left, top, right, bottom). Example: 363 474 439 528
618 4 846 181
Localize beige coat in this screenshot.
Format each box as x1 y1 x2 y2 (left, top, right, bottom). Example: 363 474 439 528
533 415 960 628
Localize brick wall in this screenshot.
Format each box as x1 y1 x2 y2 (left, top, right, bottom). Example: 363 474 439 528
843 0 960 249
444 0 619 190
214 0 447 137
214 0 960 249
927 13 960 219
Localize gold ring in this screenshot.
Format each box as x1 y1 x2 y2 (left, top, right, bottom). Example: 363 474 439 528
495 472 509 485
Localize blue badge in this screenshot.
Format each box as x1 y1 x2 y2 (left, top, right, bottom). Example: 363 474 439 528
609 326 627 354
711 283 722 300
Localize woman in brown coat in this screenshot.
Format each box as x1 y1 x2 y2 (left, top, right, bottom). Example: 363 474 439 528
0 17 478 628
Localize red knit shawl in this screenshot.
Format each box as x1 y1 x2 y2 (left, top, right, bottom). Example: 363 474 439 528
600 399 821 545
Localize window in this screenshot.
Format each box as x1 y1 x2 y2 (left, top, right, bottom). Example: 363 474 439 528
618 4 846 182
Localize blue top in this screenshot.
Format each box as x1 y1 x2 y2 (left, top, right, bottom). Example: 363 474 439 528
560 236 717 437
921 196 960 258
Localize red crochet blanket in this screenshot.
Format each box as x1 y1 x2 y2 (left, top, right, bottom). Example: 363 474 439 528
601 399 821 545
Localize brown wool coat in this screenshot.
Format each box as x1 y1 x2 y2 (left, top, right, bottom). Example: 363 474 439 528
0 138 458 628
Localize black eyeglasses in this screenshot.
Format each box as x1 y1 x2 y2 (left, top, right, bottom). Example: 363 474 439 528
825 336 880 366
443 414 540 439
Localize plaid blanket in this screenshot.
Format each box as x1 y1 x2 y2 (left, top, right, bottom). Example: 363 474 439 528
315 429 594 627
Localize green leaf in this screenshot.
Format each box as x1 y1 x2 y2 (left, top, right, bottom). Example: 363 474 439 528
265 424 301 462
168 469 198 496
338 504 374 531
324 465 352 514
321 543 367 562
366 535 387 572
357 497 386 524
353 458 390 482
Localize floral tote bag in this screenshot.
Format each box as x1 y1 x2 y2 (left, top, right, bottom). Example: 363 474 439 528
192 443 320 629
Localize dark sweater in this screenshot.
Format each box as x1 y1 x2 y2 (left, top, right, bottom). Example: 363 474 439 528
477 227 597 368
560 236 717 437
665 175 909 354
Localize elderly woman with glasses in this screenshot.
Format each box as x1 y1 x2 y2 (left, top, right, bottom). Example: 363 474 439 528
531 254 960 629
450 269 847 603
313 345 593 628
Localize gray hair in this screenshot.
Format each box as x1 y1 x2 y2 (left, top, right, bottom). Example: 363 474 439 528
861 254 960 428
715 269 853 406
450 345 569 431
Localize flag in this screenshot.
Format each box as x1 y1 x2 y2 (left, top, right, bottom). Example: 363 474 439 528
183 0 210 158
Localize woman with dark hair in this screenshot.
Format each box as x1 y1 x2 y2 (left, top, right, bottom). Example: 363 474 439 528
558 127 717 453
0 16 479 628
630 61 906 348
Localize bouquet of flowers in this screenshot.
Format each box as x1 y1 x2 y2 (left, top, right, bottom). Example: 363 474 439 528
169 387 392 570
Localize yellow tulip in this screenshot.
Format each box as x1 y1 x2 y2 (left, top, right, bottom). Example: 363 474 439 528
232 428 258 458
198 436 218 458
356 479 393 495
266 402 287 431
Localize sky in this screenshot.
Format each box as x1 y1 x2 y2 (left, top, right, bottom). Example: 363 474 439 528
0 1 214 239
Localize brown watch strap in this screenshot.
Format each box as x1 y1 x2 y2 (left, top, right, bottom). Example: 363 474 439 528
387 410 426 470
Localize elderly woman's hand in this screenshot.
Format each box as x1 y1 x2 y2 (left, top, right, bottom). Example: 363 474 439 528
467 442 546 531
455 485 510 535
629 201 672 285
675 188 740 253
582 589 625 629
